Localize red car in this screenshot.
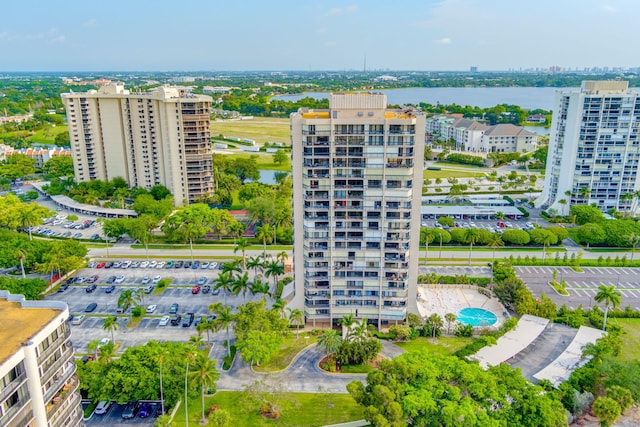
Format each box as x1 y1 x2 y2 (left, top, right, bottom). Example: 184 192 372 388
191 285 201 294
96 262 106 268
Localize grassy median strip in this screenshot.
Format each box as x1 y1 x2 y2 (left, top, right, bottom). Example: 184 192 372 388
253 335 318 373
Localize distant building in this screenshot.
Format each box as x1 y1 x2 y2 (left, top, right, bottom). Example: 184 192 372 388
61 83 214 206
1 147 72 168
426 114 538 153
202 86 235 94
0 291 82 427
526 114 547 123
536 81 640 215
0 114 33 124
470 66 478 73
290 92 425 328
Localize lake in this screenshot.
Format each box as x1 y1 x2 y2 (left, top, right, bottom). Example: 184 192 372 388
258 169 282 185
273 87 567 111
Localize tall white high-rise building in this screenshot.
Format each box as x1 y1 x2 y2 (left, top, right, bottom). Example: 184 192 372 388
290 93 425 328
61 84 213 206
0 291 82 427
536 81 640 215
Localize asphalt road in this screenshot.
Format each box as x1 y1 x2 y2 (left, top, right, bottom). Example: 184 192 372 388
515 266 640 310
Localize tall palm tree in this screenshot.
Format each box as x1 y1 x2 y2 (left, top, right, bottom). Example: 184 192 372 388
276 251 288 264
578 186 591 203
247 255 265 278
627 233 640 262
255 224 274 258
189 334 205 350
211 305 234 356
594 285 622 330
97 341 115 364
233 237 251 270
487 234 504 261
444 313 457 335
264 260 284 293
317 329 342 363
424 231 434 267
103 315 118 343
221 260 242 276
15 247 27 279
428 313 443 340
157 351 167 416
18 202 51 241
118 290 135 322
348 318 373 344
272 298 287 319
463 228 479 266
213 271 234 305
288 308 304 339
232 271 251 303
189 353 219 425
250 279 270 300
183 347 198 427
541 232 557 261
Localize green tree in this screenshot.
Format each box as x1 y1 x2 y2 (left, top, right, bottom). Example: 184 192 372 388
103 315 118 343
592 396 621 427
487 233 504 261
570 205 604 225
594 285 622 330
576 223 606 247
437 216 454 227
272 149 288 166
255 224 273 258
232 271 251 303
444 313 457 335
162 204 212 260
287 308 304 338
213 271 234 306
233 237 251 270
226 156 260 183
210 303 235 357
189 352 219 425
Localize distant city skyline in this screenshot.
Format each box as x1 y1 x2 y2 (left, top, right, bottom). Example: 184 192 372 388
2 0 639 72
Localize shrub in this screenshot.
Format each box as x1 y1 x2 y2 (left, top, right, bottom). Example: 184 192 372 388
131 306 143 317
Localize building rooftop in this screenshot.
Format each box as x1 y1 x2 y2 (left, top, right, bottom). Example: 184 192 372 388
0 298 60 365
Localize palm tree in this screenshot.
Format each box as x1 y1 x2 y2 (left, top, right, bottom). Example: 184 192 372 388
424 231 434 267
348 319 372 344
276 251 288 264
339 314 356 331
157 351 167 416
232 271 251 303
255 224 274 258
189 352 219 425
264 260 284 294
247 255 265 278
428 313 443 340
233 237 251 270
250 279 270 300
211 305 234 357
541 232 557 261
229 221 247 243
272 298 287 319
97 341 115 364
134 288 145 307
118 289 135 322
628 233 640 262
18 202 51 241
444 313 457 335
288 308 304 338
317 329 342 363
487 234 504 261
463 228 479 266
213 271 234 305
87 339 101 360
594 285 622 330
221 260 242 276
184 347 198 427
15 247 27 279
578 186 591 203
103 315 118 343
189 334 205 350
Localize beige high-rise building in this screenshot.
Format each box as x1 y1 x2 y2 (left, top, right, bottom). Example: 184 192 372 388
61 83 213 206
290 93 425 328
0 291 82 427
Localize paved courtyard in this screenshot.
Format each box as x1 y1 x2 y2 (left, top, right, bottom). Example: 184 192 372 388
514 266 640 310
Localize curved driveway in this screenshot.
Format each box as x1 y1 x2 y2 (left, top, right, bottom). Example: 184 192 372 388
216 341 406 394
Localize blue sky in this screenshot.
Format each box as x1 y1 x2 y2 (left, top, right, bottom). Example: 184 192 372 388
1 0 638 72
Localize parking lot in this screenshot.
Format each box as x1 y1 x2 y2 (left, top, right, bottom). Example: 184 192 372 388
422 218 539 233
515 266 640 310
86 401 162 426
47 258 266 354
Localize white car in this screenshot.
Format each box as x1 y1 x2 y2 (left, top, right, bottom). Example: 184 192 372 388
149 260 157 268
141 276 151 284
158 315 170 326
146 304 157 314
97 338 110 348
94 400 111 415
71 315 85 325
152 275 162 284
208 262 218 270
139 261 149 268
114 275 125 284
156 261 165 269
121 260 131 269
200 262 210 269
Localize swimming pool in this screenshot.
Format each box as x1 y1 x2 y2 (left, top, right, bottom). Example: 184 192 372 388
457 307 498 326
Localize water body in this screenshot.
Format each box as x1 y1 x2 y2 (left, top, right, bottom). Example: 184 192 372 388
258 169 280 184
273 87 566 111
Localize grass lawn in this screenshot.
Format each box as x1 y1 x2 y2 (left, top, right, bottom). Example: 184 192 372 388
211 118 290 145
608 318 640 361
173 391 363 427
433 161 488 170
28 125 68 144
217 152 292 172
423 169 486 179
395 336 473 355
253 334 318 372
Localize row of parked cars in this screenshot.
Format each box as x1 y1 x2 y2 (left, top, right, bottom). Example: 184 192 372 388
89 259 221 270
94 400 153 418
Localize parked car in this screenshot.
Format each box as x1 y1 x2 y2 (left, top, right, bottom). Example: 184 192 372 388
121 402 138 419
191 285 201 294
170 314 182 326
141 276 151 285
200 261 210 269
191 260 200 269
146 304 157 314
208 262 218 270
143 285 154 294
174 260 183 268
182 312 195 327
158 315 170 326
138 402 152 418
71 314 85 325
156 261 165 269
106 276 117 284
95 400 111 415
165 260 174 269
58 283 69 292
197 277 207 286
130 261 140 268
84 302 98 312
139 261 149 268
113 261 122 268
183 261 192 268
85 283 97 293
72 232 83 239
212 288 220 296
152 275 162 284
202 285 211 294
104 262 113 268
122 261 131 269
169 303 179 314
149 261 157 269
104 285 116 293
86 275 99 284
114 275 126 284
96 262 106 268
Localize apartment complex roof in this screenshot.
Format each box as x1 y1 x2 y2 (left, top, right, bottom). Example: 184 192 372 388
483 123 536 137
0 298 60 365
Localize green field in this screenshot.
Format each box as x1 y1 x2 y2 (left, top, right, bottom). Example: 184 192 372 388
211 118 290 145
394 336 473 355
423 169 487 179
0 125 68 145
218 152 292 172
173 391 363 426
253 335 317 372
608 318 640 361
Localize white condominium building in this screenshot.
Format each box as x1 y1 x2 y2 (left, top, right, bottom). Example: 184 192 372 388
536 81 640 215
290 93 425 328
61 84 213 206
0 291 82 427
426 114 538 153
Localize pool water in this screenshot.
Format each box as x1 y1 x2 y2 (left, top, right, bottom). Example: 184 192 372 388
457 307 498 326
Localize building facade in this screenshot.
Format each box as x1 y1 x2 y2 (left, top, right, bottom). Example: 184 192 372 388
290 93 425 328
536 81 640 215
426 114 538 153
0 291 82 427
61 83 213 206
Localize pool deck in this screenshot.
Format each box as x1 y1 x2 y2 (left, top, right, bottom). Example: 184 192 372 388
416 285 506 328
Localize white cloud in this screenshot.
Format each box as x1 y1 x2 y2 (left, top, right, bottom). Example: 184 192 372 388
324 41 337 47
327 8 343 16
317 27 328 34
602 4 617 13
48 35 66 44
82 18 97 27
433 37 452 45
346 5 358 13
